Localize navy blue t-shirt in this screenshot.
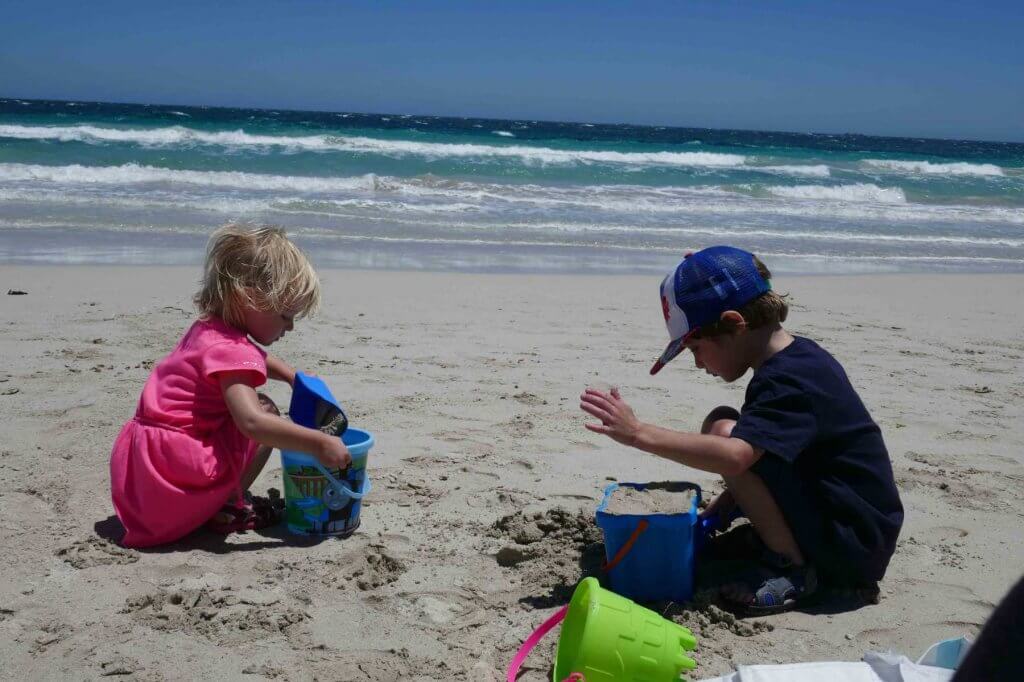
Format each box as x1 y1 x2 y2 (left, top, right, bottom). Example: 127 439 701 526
730 336 903 585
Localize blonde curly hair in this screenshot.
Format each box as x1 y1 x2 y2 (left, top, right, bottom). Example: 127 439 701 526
193 223 321 328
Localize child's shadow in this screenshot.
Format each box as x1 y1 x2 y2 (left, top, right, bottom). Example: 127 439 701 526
693 558 879 616
93 515 339 554
694 526 882 617
507 522 880 617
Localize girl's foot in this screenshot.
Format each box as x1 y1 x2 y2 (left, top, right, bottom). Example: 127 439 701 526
208 493 283 534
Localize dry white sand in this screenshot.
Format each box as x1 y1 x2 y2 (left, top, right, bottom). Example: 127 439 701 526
1 266 1022 680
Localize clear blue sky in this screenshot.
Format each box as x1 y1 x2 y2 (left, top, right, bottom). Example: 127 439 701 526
2 0 1022 142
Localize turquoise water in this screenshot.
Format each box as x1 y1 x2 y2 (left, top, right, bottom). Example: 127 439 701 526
1 98 1022 273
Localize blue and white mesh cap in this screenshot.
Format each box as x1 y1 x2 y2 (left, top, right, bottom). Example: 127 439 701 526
650 246 771 375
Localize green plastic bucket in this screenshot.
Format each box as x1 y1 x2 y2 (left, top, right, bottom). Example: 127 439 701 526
506 577 697 682
554 577 697 681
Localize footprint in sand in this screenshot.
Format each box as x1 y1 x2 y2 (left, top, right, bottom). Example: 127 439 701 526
465 486 533 509
31 621 72 653
498 415 535 438
327 649 427 682
240 662 288 678
97 657 140 677
344 544 407 591
513 391 547 406
394 591 473 626
122 585 308 645
57 536 138 569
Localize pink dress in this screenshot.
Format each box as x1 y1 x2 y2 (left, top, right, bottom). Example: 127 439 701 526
110 317 268 547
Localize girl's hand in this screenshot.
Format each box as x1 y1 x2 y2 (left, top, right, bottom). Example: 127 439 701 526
316 433 352 470
580 387 642 446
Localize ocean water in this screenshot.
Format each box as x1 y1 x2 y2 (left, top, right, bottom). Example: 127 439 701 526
1 98 1022 274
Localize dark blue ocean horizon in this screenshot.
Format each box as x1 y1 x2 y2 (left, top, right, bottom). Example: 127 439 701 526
5 96 1024 157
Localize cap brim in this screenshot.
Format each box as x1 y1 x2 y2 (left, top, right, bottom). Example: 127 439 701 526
650 335 689 375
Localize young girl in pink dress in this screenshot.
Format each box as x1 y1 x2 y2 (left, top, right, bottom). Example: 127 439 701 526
109 224 351 547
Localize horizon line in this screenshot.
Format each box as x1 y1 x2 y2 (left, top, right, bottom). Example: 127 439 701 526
3 94 1023 148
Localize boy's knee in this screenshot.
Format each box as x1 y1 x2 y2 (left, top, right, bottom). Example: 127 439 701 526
722 466 759 489
701 405 740 436
257 393 280 417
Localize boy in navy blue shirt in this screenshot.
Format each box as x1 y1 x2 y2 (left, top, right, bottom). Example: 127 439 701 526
580 246 903 614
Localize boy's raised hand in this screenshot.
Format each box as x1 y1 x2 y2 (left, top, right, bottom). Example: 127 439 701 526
580 387 641 446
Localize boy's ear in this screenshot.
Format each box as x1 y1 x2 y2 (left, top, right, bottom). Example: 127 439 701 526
719 310 747 331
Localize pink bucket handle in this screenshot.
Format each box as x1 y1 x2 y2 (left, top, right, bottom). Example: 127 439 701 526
506 605 584 682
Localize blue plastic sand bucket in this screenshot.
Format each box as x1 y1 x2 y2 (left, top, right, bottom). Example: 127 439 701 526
281 371 371 537
281 428 374 537
595 482 701 603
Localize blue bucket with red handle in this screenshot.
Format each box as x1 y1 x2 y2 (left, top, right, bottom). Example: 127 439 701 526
595 481 702 603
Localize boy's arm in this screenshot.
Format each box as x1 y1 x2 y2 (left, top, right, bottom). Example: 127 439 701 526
265 354 297 386
630 422 762 476
580 388 762 476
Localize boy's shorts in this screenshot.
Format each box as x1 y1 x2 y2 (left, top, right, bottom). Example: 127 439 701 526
749 452 844 583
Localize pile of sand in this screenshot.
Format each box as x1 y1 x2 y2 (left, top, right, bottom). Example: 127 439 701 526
490 507 605 608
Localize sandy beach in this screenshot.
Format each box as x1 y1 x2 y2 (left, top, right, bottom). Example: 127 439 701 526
1 265 1023 680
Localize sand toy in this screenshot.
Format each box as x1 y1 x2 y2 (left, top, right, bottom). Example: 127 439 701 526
280 372 372 537
507 577 698 681
596 482 702 603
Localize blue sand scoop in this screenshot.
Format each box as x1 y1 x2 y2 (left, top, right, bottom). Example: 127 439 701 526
289 371 347 432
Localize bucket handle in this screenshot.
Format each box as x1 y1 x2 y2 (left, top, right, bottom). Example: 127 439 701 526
506 605 584 682
286 456 370 499
601 519 649 572
306 459 370 501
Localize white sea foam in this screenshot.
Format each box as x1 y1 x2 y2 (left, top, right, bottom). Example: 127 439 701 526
487 221 1024 247
0 187 273 215
0 124 748 167
272 198 483 214
0 162 375 193
492 131 514 137
758 165 830 178
863 159 1005 177
766 183 907 203
407 218 1023 250
3 163 1022 229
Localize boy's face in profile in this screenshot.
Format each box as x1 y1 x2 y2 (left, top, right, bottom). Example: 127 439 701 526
684 333 749 383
